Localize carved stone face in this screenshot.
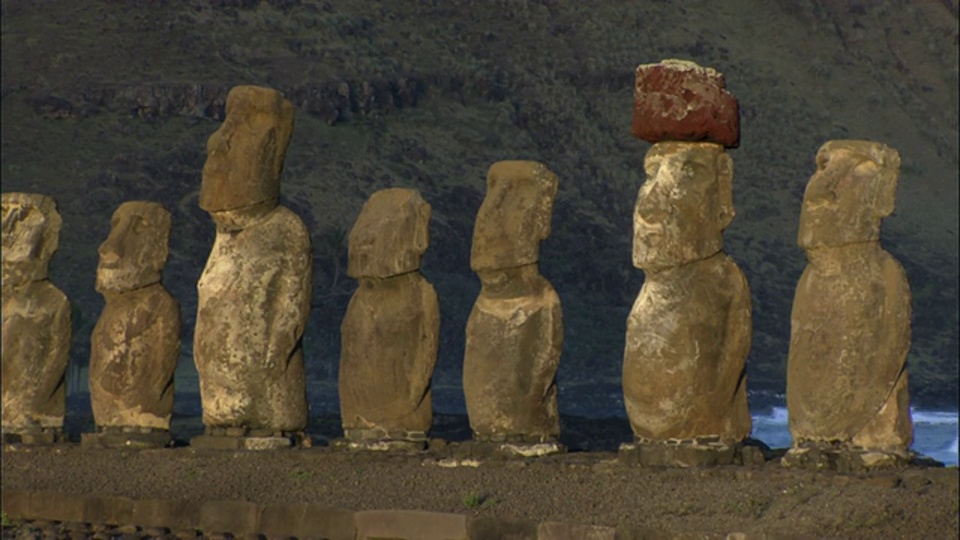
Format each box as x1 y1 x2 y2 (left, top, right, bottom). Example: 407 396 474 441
798 140 900 250
348 188 430 279
470 161 559 272
1 193 61 287
96 201 171 293
199 85 294 213
633 142 734 271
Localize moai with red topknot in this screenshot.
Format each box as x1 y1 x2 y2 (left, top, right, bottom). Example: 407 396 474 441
621 59 758 467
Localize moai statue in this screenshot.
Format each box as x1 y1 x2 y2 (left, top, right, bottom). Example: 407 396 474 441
338 188 440 451
463 161 564 457
82 201 180 449
192 85 313 450
621 59 755 467
1 193 71 444
784 140 912 470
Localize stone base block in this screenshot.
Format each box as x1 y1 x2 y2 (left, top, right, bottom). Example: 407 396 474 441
334 438 427 453
498 441 566 458
619 437 745 467
190 431 309 451
1 428 66 445
781 443 912 472
81 429 172 449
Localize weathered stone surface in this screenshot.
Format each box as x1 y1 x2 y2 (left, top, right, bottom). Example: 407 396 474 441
200 500 260 536
199 85 294 212
346 187 431 278
354 510 467 540
89 201 180 434
259 503 354 540
623 142 751 443
464 161 562 442
1 193 71 437
539 521 617 540
340 188 439 442
194 85 312 434
787 140 912 460
632 59 740 148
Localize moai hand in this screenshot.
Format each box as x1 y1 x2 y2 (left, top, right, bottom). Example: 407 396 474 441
193 85 312 450
621 60 752 467
1 193 71 444
85 201 180 449
785 140 912 470
463 161 564 456
338 188 439 451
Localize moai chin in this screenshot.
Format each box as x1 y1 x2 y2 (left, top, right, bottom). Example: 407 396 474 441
83 201 180 449
1 192 71 444
193 85 313 450
462 160 565 456
784 140 912 470
338 188 440 451
621 59 753 467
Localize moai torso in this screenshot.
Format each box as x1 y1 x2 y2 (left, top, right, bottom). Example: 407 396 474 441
89 201 180 433
787 140 912 458
339 189 439 442
1 193 71 437
625 253 751 440
196 206 311 431
462 161 563 443
193 85 312 436
622 141 751 444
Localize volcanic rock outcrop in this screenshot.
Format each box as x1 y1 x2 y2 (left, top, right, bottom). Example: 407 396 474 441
339 188 440 450
784 140 912 471
462 161 564 456
1 193 71 444
622 60 753 467
193 85 312 450
85 201 180 449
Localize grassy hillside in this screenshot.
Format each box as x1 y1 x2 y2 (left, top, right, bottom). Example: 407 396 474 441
2 0 957 407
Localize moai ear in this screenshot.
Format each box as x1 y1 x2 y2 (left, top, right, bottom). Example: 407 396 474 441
870 148 900 219
413 197 431 256
716 152 736 229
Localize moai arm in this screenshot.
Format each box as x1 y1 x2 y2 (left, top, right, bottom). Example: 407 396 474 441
408 282 440 408
264 215 312 371
41 290 71 414
720 263 752 438
529 285 563 404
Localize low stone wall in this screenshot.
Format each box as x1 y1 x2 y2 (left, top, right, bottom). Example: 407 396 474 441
2 490 757 539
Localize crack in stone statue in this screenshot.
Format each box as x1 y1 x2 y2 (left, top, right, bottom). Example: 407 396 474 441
338 188 440 451
84 201 180 449
1 192 71 444
192 85 312 450
463 161 564 456
784 140 913 471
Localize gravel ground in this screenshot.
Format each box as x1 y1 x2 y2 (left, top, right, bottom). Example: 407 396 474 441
2 414 958 539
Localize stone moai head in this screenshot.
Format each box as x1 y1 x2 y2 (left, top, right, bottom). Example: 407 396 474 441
347 188 431 279
200 85 295 229
96 201 172 293
470 161 559 273
1 193 62 288
798 140 901 250
633 142 735 271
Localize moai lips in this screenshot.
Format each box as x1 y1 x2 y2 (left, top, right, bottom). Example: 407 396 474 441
785 140 912 469
193 85 312 448
86 201 180 448
632 59 740 148
1 193 71 443
339 188 440 449
463 161 564 450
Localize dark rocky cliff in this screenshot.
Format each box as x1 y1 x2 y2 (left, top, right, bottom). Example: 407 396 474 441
2 0 957 407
